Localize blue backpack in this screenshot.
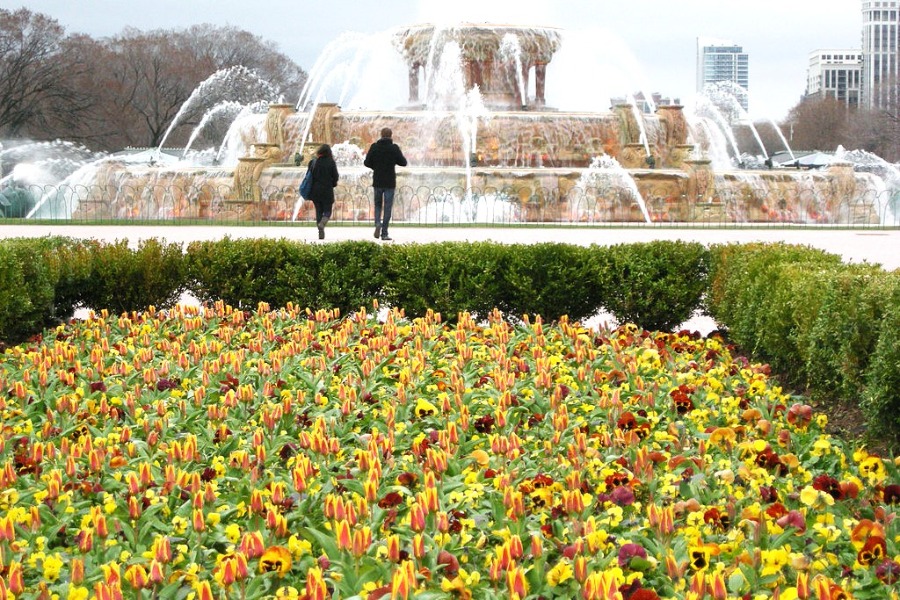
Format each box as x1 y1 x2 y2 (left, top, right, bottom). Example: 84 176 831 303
299 159 316 200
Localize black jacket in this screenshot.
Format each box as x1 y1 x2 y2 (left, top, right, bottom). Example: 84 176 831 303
309 155 339 205
364 137 408 188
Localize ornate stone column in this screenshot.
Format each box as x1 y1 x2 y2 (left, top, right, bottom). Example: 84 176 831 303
408 63 421 103
234 157 266 202
535 63 547 106
613 104 639 146
265 103 296 158
684 157 721 221
308 103 341 146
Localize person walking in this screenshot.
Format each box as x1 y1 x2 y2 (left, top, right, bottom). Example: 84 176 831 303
364 127 407 241
307 144 339 240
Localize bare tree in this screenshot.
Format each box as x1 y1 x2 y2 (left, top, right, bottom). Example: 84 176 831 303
847 108 900 163
783 97 851 151
82 24 307 150
0 9 91 137
178 24 306 98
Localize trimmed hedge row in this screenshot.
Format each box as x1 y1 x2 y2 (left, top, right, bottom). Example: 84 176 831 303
706 242 900 444
0 236 707 340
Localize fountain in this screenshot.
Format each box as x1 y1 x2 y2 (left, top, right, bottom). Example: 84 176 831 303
2 23 897 225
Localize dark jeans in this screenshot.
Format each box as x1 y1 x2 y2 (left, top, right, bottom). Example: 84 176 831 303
313 200 333 225
373 187 395 233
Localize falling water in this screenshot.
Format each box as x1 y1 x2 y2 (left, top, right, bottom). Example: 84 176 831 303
766 119 795 160
157 66 280 159
689 96 741 165
626 95 651 157
500 33 527 106
577 155 651 223
215 104 269 165
182 101 246 158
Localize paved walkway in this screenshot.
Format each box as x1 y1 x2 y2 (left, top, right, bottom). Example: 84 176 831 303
2 224 898 270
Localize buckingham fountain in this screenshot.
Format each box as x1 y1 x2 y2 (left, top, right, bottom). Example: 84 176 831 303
9 23 899 225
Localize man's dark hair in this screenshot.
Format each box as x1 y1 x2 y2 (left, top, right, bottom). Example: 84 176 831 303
380 127 393 139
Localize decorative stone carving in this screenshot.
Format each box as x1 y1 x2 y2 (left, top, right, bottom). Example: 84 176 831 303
265 103 297 159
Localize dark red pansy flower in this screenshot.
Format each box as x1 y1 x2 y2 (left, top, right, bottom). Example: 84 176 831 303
618 543 647 568
397 472 418 487
813 474 844 500
876 559 900 585
156 378 179 391
881 484 900 504
703 508 731 531
610 486 635 506
533 474 554 488
627 588 662 600
617 412 637 431
764 502 788 520
474 415 495 433
378 491 403 509
605 472 631 489
759 486 779 503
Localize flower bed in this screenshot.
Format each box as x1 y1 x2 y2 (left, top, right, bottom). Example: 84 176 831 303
0 303 898 600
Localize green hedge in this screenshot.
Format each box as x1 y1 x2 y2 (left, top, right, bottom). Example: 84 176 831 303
599 240 709 332
185 237 386 315
708 242 900 446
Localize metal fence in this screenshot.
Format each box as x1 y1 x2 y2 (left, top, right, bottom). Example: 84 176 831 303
2 182 898 227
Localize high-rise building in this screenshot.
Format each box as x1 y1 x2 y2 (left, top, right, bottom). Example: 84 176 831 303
807 49 862 107
696 38 750 111
861 1 900 109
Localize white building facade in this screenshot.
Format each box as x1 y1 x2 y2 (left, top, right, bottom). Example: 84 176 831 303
861 1 900 109
696 38 750 110
807 49 862 107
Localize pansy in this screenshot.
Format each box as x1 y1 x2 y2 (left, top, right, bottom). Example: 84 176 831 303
259 546 292 576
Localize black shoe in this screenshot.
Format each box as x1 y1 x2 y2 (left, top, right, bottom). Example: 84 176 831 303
380 235 392 241
374 226 381 239
318 227 325 240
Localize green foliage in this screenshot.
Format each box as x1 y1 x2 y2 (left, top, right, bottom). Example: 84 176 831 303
40 237 96 320
706 243 841 367
0 239 57 344
502 243 604 322
706 243 840 329
82 238 186 314
382 242 511 322
803 266 896 399
707 242 900 441
185 238 386 314
863 277 900 444
311 241 387 315
598 240 709 331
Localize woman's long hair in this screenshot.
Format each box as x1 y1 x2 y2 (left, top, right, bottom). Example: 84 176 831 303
316 144 332 158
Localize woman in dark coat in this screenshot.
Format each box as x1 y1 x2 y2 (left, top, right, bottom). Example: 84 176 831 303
307 144 339 239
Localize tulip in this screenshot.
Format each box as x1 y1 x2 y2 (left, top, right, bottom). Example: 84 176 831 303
124 564 149 590
305 566 328 600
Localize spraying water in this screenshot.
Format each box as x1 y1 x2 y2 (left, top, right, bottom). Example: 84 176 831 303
157 66 280 159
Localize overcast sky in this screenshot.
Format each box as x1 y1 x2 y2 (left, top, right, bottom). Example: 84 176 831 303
16 0 862 120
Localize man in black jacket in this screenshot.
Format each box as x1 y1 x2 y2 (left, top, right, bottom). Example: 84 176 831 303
364 127 408 241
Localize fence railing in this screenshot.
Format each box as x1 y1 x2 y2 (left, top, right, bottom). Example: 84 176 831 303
2 183 898 227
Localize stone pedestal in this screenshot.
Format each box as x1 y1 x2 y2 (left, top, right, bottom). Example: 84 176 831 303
668 144 696 170
234 157 266 203
684 158 715 206
620 143 650 169
613 104 640 146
